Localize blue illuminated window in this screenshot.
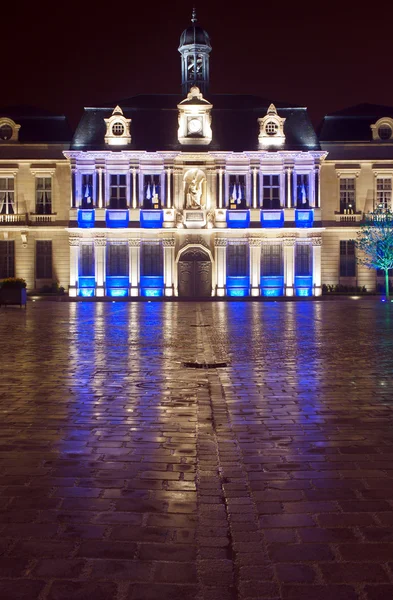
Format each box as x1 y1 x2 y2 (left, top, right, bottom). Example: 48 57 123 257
140 210 163 229
296 244 312 276
77 209 95 228
226 210 250 228
296 174 309 208
107 243 129 277
261 209 284 228
295 209 314 228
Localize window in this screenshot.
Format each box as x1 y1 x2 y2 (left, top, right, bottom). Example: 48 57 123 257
265 121 278 136
0 125 12 141
296 174 309 208
340 240 356 277
112 122 125 136
340 178 356 214
262 175 280 209
228 175 247 209
378 125 392 140
261 244 283 276
0 241 15 278
143 175 161 209
109 174 127 209
377 178 392 210
106 243 129 276
141 242 163 276
227 243 249 277
36 177 52 214
81 174 94 208
36 241 52 279
295 244 311 276
80 244 95 276
0 178 15 214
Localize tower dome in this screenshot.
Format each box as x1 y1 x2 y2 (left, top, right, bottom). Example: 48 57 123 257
179 9 212 97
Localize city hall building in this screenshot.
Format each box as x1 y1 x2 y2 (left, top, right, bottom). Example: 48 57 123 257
0 14 393 298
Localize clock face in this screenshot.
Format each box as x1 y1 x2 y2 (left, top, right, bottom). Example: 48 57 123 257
188 118 202 134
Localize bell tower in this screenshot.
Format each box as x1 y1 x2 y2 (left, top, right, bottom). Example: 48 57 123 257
179 9 212 97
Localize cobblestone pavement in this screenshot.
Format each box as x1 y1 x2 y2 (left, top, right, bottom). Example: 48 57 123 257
1 300 393 600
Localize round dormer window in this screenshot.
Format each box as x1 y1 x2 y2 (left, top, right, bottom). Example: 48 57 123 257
265 121 278 136
0 124 13 140
112 122 125 136
378 125 392 140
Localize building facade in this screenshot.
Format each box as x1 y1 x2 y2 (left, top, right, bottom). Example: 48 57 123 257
1 15 392 299
320 104 393 292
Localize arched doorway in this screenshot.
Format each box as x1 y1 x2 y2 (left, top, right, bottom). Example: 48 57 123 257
178 247 212 298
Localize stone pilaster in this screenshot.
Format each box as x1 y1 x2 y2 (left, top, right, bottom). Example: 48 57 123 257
69 235 80 297
249 237 262 297
94 235 106 297
128 238 140 296
214 237 227 297
311 236 322 296
162 238 176 297
283 236 296 297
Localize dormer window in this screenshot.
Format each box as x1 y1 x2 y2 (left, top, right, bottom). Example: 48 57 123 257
371 117 393 141
177 86 213 146
104 106 131 146
0 118 21 142
112 122 125 136
258 104 286 148
265 121 278 136
378 125 392 140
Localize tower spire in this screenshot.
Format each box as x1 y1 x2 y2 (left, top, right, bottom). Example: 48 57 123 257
191 7 197 23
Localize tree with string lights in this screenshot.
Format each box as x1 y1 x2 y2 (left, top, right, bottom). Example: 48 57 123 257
356 206 393 298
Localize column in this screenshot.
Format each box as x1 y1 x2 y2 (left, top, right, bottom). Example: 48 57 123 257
249 237 261 296
283 237 296 297
312 237 322 296
218 168 223 209
166 168 172 208
314 166 320 208
69 236 80 297
163 238 175 297
214 237 227 297
71 169 76 208
286 167 292 209
292 170 297 208
94 235 106 297
128 238 140 297
132 169 137 209
98 168 103 209
253 169 258 209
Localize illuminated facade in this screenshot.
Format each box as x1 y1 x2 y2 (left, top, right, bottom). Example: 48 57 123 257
2 16 392 299
320 104 393 292
65 13 325 299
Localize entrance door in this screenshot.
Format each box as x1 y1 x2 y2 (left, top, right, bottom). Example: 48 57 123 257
178 248 212 298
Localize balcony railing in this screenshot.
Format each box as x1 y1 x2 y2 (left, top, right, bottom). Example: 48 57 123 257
335 212 363 223
30 213 57 223
0 213 27 225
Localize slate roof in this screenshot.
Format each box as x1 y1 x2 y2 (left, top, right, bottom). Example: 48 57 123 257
0 106 72 143
71 94 319 152
319 103 393 142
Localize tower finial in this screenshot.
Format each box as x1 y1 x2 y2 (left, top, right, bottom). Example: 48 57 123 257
191 7 197 23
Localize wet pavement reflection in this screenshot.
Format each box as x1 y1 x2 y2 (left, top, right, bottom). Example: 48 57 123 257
0 300 393 600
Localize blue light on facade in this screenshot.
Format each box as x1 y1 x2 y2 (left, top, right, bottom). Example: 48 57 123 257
79 276 95 288
108 288 128 298
226 276 249 297
79 288 95 297
140 210 163 229
140 275 164 297
295 209 314 228
143 289 163 297
261 275 284 296
226 210 250 229
261 210 284 228
106 210 129 228
78 209 95 228
295 275 313 297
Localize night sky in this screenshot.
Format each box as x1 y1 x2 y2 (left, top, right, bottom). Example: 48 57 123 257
4 0 393 130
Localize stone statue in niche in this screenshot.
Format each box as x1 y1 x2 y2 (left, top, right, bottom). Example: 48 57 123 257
184 169 206 209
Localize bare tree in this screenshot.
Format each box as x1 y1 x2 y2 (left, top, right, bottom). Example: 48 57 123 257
356 208 393 298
